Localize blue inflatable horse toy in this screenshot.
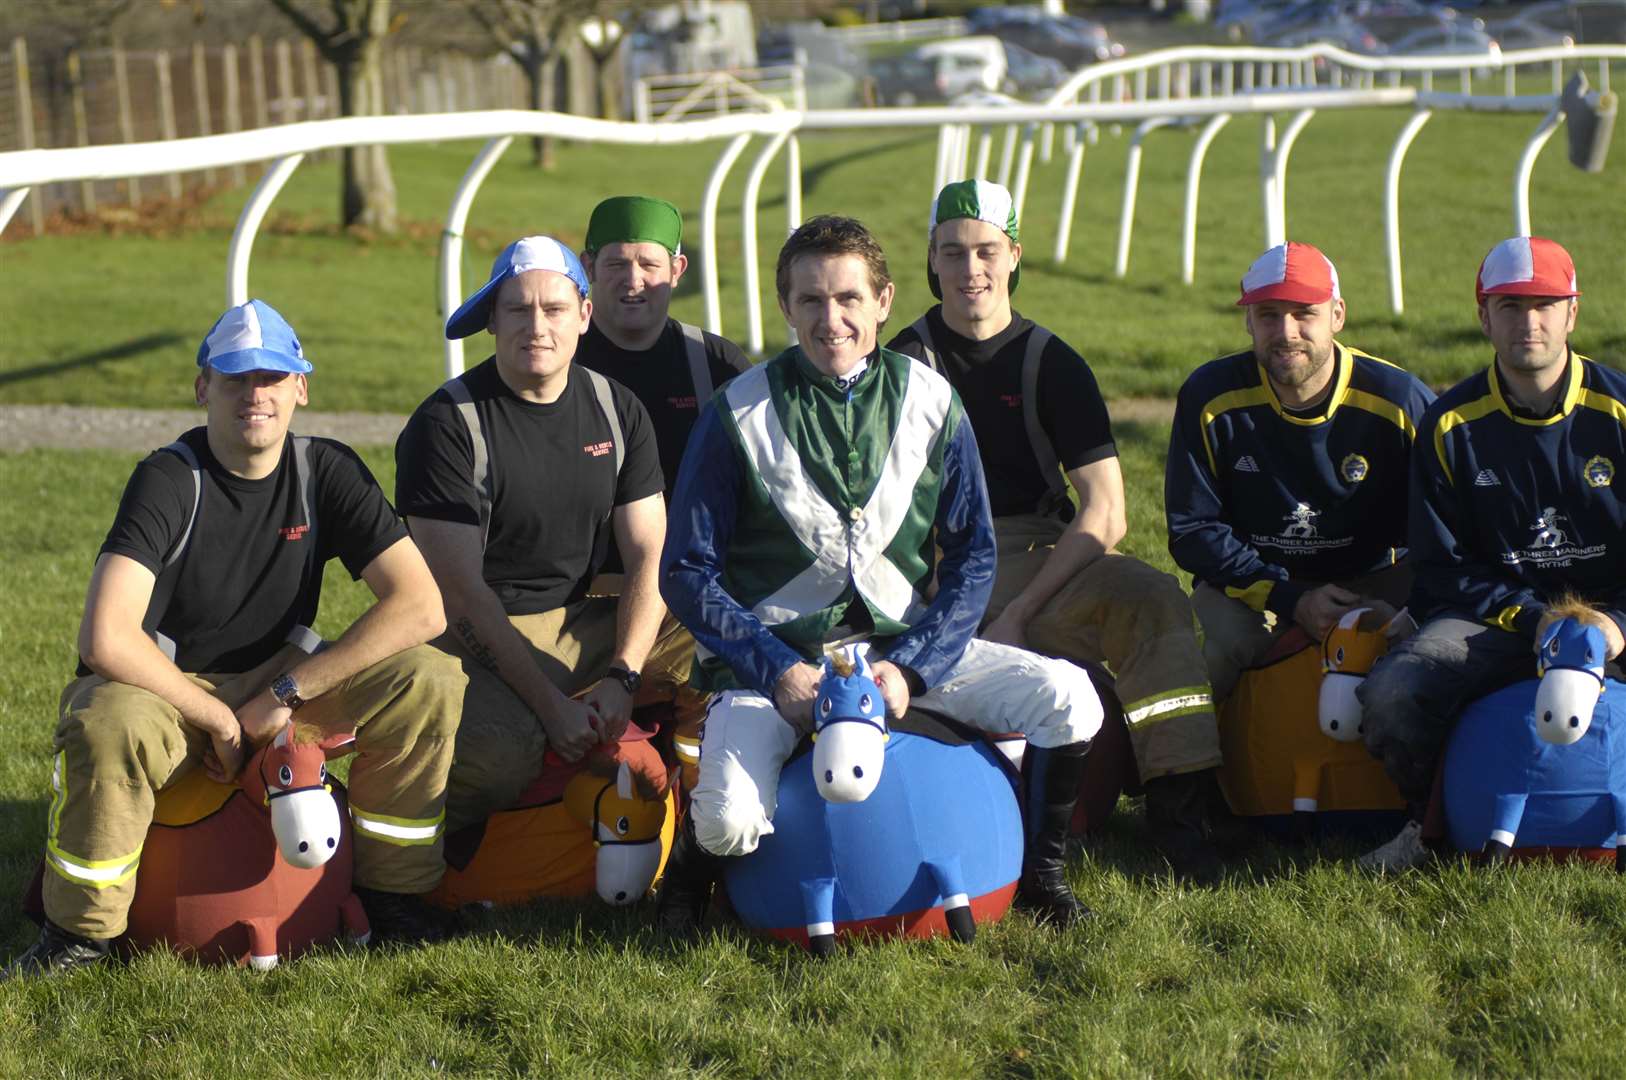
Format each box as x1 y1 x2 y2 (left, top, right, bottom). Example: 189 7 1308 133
1533 616 1608 746
725 644 1024 955
1443 615 1626 871
811 645 889 803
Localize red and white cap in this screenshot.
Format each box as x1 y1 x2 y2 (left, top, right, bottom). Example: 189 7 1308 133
1475 236 1580 303
1236 242 1340 307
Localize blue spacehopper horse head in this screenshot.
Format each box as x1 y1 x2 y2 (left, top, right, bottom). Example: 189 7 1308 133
812 644 889 803
1535 615 1607 746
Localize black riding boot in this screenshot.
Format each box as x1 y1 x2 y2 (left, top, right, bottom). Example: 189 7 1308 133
1143 768 1225 886
1016 739 1093 927
656 812 727 938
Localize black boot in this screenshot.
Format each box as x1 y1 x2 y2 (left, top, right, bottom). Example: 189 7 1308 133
1016 740 1093 927
1144 769 1225 886
354 887 461 947
657 812 726 939
2 920 111 981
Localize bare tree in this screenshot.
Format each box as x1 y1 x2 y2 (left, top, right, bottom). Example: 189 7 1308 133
265 0 399 232
461 0 578 168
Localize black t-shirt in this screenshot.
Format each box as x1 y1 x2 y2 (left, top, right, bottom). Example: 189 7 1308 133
576 318 750 497
394 357 664 615
94 427 406 674
886 307 1116 518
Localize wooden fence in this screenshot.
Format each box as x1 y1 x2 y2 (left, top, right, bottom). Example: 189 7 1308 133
0 36 528 234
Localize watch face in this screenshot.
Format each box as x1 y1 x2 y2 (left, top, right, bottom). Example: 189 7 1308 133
272 674 301 708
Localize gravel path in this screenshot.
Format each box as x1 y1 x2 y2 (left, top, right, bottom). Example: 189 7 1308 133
0 405 409 452
0 399 1176 453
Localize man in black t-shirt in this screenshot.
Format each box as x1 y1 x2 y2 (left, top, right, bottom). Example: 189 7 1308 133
397 236 687 834
887 180 1225 884
575 195 751 782
577 195 750 502
5 301 466 980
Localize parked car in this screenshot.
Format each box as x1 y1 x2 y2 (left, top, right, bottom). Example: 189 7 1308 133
915 37 1008 97
866 52 941 107
1270 19 1389 53
967 7 1125 69
1493 1 1624 45
1491 22 1576 51
1002 42 1068 98
1385 24 1500 56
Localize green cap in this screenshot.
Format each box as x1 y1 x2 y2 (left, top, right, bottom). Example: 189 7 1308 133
927 179 1020 299
585 195 683 256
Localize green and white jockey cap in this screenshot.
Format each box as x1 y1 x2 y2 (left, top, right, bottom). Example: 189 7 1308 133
927 179 1020 300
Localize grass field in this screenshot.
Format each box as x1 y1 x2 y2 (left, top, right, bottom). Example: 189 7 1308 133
2 83 1626 1076
2 436 1625 1077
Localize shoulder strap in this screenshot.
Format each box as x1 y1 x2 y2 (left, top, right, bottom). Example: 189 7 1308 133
583 366 626 484
145 440 203 660
678 321 714 405
290 434 315 545
440 377 492 550
909 315 941 372
1021 327 1070 510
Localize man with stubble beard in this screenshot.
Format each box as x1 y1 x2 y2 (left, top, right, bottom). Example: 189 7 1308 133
1356 236 1626 873
1166 242 1435 703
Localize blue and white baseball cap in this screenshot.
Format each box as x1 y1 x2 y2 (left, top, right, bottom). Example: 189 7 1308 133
445 236 589 340
196 300 312 375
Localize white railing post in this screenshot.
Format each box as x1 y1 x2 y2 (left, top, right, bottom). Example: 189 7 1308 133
439 136 514 378
996 123 1018 187
0 186 29 237
226 152 306 307
1259 114 1280 248
1011 124 1038 222
741 129 791 357
1514 104 1565 237
1384 109 1433 315
974 126 994 179
702 132 752 337
933 124 952 195
786 133 802 232
1182 113 1231 284
1273 108 1315 239
1053 125 1087 264
1116 116 1177 278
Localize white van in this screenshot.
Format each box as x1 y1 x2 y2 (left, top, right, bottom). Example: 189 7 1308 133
913 37 1009 98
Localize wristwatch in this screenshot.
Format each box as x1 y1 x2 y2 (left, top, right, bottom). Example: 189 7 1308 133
269 673 306 711
605 665 642 695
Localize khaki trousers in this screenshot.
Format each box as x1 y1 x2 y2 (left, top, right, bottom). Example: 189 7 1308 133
43 643 465 939
441 598 704 832
1192 561 1415 702
987 513 1221 782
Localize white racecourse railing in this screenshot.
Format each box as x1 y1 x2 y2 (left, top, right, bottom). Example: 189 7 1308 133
1 44 1621 376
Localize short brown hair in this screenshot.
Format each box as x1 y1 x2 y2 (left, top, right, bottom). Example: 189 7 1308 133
775 215 891 303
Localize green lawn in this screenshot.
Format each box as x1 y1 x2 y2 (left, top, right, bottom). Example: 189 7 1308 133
2 433 1624 1077
3 87 1622 415
2 86 1626 1076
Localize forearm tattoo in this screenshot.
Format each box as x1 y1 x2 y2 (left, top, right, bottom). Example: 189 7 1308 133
455 616 501 674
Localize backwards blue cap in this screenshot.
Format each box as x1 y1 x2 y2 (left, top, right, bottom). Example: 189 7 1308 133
445 236 589 340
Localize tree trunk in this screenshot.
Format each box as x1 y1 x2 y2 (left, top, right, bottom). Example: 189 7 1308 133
523 38 550 169
333 36 397 232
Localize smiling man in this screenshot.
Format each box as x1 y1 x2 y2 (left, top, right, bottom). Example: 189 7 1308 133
5 300 465 978
1356 236 1626 872
657 216 1103 936
395 236 688 838
1167 242 1435 709
888 180 1228 883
